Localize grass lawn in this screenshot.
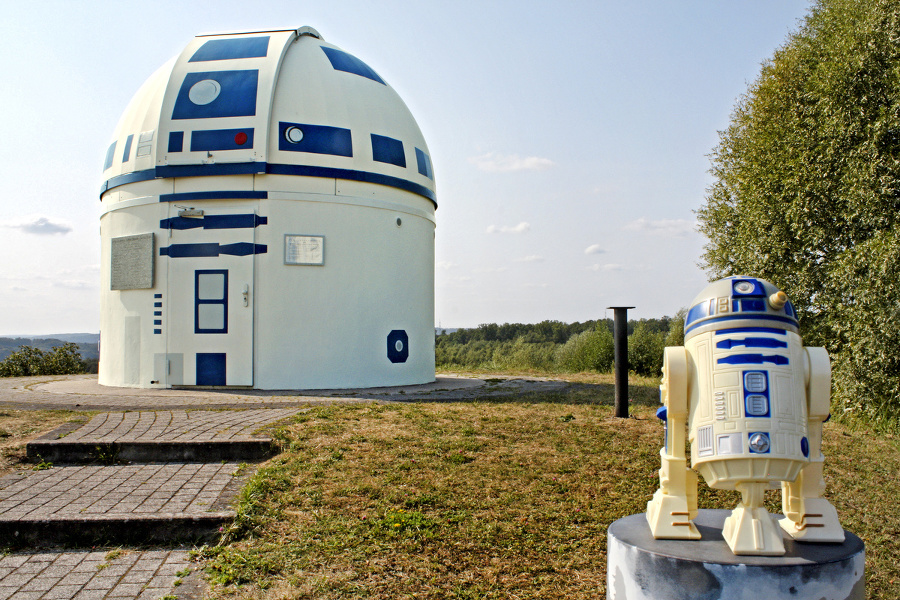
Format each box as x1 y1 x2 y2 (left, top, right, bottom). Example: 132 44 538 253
0 409 89 475
197 375 900 599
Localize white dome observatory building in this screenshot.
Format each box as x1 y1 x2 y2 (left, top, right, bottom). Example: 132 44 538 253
99 27 436 389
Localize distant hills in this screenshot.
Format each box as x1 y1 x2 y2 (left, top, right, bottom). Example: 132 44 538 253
0 333 100 362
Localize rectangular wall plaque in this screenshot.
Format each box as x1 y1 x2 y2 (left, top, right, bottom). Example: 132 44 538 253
284 234 324 265
111 233 155 290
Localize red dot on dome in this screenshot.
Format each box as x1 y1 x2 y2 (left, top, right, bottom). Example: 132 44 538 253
235 132 248 145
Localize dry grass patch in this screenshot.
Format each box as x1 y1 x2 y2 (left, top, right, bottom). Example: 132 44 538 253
199 398 900 600
0 409 90 475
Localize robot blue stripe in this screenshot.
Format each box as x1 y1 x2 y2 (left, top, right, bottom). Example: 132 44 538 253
371 134 406 167
717 354 789 366
715 327 787 336
191 128 254 151
154 329 162 335
716 338 788 350
103 142 117 171
101 162 437 205
172 70 259 120
153 293 162 298
154 311 162 316
415 148 433 179
122 135 134 162
320 46 385 84
189 36 270 62
278 122 352 157
159 242 268 258
159 191 267 202
160 214 267 230
684 314 799 336
168 131 184 153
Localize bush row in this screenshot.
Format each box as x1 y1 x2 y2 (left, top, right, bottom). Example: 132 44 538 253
0 343 88 377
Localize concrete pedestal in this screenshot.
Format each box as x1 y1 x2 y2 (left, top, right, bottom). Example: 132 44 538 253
607 510 864 600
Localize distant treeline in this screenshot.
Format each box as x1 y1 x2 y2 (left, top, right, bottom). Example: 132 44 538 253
0 338 99 363
436 313 686 377
0 342 94 377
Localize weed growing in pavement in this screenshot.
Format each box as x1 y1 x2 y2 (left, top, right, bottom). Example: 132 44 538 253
31 457 52 471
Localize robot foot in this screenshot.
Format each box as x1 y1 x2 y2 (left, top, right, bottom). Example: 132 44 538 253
723 505 785 555
779 498 845 543
646 490 700 539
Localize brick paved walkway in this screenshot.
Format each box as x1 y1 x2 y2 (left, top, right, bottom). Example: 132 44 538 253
0 463 240 520
54 409 298 442
0 549 192 600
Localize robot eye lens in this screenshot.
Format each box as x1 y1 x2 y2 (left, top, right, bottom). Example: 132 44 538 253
734 281 755 294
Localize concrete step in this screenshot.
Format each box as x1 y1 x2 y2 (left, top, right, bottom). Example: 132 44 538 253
0 462 246 548
25 409 297 464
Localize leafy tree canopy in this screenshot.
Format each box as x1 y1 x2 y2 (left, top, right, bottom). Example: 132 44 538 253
697 0 900 429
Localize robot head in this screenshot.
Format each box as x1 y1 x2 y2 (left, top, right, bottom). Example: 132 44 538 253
684 276 798 341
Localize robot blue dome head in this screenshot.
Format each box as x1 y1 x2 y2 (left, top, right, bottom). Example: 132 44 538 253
683 276 799 340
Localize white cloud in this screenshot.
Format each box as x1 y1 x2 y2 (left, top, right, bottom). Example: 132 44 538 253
472 266 508 274
469 152 555 173
622 217 697 237
436 261 458 270
3 215 73 235
486 222 530 234
53 280 97 290
584 244 605 255
588 263 625 272
515 255 544 263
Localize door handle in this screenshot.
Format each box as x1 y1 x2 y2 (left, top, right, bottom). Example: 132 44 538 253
242 284 249 307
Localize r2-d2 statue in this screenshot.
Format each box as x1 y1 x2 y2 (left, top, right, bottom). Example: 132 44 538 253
646 276 844 555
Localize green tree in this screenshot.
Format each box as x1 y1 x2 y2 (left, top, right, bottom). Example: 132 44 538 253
0 343 86 377
628 323 665 377
696 0 900 430
554 327 615 373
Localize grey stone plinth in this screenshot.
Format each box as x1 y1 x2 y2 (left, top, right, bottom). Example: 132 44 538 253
607 510 864 600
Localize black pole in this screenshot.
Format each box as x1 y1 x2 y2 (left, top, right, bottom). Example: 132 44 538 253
608 306 634 418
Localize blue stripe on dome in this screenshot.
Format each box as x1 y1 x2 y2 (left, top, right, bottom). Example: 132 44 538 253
101 162 437 206
122 135 134 163
190 128 254 151
103 142 117 171
415 148 433 179
320 46 385 84
189 37 270 62
684 313 799 336
278 122 352 157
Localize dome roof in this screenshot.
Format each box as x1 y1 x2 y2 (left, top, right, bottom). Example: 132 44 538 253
100 27 435 205
684 276 799 339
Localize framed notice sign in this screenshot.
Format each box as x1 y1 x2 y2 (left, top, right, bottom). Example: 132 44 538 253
284 234 325 266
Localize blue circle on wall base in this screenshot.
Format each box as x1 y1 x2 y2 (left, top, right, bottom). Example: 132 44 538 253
387 330 409 363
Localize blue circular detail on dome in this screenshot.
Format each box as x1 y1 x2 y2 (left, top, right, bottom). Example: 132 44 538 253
801 436 809 458
387 330 409 363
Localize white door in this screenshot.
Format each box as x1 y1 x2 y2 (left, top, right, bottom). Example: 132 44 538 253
161 201 263 386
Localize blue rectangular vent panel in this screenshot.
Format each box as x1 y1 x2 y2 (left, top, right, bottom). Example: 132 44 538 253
191 128 254 152
320 46 385 84
161 214 267 230
189 37 270 62
121 135 134 163
196 353 226 385
103 142 116 170
371 134 406 167
278 122 352 157
168 131 184 153
160 242 267 258
415 148 433 179
172 70 259 120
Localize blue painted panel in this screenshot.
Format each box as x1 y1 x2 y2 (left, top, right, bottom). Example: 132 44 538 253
784 301 796 317
387 330 409 363
195 269 228 334
160 214 268 230
122 135 134 162
196 353 226 385
686 301 711 327
154 302 162 308
320 46 385 84
415 148 433 179
741 299 765 312
371 134 406 167
159 191 267 203
718 354 789 366
103 142 116 170
154 311 162 317
156 163 266 179
716 337 788 350
154 320 162 326
732 278 766 297
191 128 254 151
189 36 269 62
172 70 259 120
154 293 163 298
715 327 786 336
168 131 184 153
742 370 771 418
154 329 162 335
278 122 352 156
160 243 267 258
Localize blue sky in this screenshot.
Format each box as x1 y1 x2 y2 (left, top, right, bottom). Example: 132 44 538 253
0 0 812 334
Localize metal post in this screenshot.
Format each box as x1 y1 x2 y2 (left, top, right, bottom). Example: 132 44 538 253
608 306 634 418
